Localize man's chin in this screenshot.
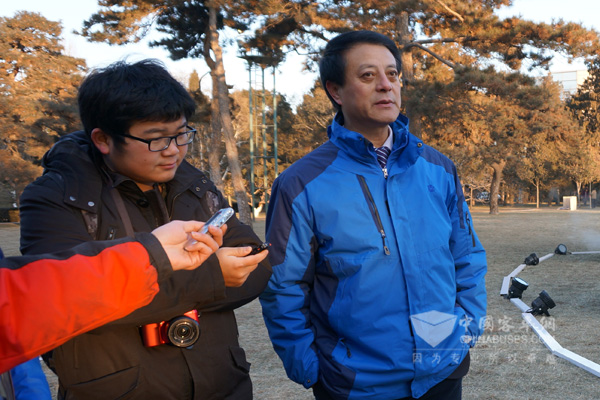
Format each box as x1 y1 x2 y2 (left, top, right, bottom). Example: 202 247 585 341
377 115 400 126
158 173 177 183
149 170 178 185
374 109 400 122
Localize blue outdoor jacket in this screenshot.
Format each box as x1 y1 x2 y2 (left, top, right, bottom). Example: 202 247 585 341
260 114 487 399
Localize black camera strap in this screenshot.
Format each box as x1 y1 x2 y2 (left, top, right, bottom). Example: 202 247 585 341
107 178 135 238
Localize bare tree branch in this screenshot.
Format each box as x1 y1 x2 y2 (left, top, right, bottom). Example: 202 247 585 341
408 43 459 69
435 0 464 22
409 36 480 46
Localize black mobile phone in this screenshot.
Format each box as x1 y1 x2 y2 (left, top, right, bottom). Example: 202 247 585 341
248 242 271 255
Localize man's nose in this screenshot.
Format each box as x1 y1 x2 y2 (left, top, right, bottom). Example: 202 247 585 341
162 138 180 154
377 74 393 91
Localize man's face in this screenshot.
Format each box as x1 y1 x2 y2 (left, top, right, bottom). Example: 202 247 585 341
103 117 189 191
328 43 401 135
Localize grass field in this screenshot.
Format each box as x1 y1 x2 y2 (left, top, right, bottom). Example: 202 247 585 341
2 205 600 399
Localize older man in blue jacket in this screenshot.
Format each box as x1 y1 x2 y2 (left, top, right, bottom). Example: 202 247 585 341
260 30 487 400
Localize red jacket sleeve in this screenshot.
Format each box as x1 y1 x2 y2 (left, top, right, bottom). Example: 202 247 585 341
0 234 168 373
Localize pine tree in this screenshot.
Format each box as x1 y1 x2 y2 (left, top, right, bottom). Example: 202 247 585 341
566 60 600 198
0 11 85 205
568 59 600 145
239 0 600 214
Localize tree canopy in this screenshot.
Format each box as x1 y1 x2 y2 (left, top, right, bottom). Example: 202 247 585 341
568 59 600 144
3 2 600 216
0 11 85 205
241 0 600 213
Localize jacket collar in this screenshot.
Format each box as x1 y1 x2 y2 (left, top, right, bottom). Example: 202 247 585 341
42 131 103 213
327 113 422 169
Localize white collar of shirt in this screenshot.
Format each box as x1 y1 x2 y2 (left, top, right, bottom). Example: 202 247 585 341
380 125 393 150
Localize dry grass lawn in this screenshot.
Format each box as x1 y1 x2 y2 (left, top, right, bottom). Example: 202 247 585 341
2 205 600 399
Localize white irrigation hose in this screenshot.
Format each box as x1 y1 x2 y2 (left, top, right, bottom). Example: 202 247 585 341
500 252 600 378
499 253 554 296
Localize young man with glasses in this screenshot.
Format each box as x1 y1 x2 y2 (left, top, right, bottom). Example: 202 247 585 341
19 59 271 399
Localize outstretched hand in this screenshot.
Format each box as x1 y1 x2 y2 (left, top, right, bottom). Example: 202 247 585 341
151 220 226 271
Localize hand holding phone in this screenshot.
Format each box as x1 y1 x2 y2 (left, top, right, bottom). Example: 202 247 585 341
185 208 234 250
199 208 234 235
248 242 271 255
214 243 270 287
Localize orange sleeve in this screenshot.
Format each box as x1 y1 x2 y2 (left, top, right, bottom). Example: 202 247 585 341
0 240 159 373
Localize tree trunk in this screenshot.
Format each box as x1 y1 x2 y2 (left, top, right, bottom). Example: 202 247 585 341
397 12 421 138
208 74 224 192
206 4 252 225
489 160 506 215
536 179 540 209
470 186 474 208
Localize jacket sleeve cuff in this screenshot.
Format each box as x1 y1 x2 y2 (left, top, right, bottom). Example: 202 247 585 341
302 368 320 389
207 254 227 301
134 232 173 283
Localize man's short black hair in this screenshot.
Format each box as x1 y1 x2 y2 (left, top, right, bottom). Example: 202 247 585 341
78 59 196 142
319 30 402 112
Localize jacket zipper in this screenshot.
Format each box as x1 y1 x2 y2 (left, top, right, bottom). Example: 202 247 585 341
341 338 352 358
168 191 184 220
465 212 476 247
357 175 391 255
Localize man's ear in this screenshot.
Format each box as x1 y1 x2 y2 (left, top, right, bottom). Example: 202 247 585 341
90 128 111 155
326 81 343 106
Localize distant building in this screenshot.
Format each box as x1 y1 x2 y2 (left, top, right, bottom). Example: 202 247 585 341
549 69 589 98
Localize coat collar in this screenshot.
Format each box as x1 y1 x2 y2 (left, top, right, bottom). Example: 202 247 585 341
327 113 423 170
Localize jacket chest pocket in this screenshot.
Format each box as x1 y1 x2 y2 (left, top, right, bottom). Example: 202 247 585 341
405 191 452 255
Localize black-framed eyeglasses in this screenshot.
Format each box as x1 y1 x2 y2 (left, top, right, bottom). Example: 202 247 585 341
120 126 196 152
